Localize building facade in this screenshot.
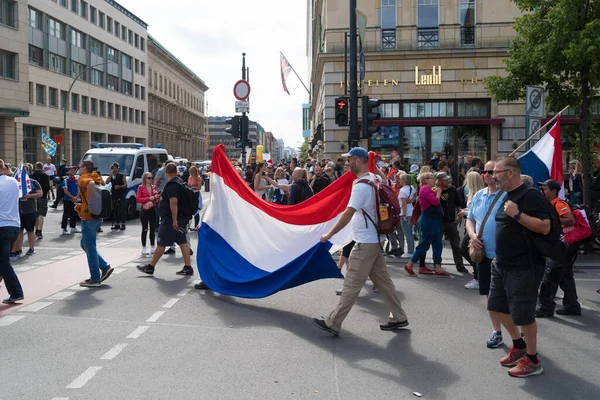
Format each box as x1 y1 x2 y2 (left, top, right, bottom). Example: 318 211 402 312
307 0 531 172
147 35 208 161
0 0 150 166
208 116 264 161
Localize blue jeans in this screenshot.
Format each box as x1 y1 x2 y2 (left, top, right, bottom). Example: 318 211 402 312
80 220 109 282
401 218 415 254
0 226 23 298
411 214 443 265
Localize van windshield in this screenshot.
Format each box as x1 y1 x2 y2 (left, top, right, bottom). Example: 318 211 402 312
81 154 135 176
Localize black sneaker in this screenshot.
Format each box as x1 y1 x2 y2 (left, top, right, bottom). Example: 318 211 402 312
79 279 101 287
176 266 194 276
313 318 339 336
37 232 43 240
101 266 114 282
111 224 120 230
120 225 126 231
194 281 210 290
165 248 176 255
98 228 103 233
456 265 469 273
137 264 155 275
2 296 24 304
380 320 409 331
49 204 58 209
535 309 554 318
555 307 581 316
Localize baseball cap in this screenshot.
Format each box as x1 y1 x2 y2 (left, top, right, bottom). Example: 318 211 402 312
341 147 369 159
111 162 120 169
436 172 449 180
538 179 561 192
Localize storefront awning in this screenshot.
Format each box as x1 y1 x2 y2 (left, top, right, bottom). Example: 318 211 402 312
0 108 30 118
374 118 505 126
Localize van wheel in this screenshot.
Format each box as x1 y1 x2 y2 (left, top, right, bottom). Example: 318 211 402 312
126 197 137 220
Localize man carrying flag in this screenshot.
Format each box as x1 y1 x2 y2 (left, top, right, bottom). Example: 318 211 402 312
10 163 42 261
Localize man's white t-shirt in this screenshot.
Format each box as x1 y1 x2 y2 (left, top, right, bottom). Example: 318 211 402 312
348 173 379 243
399 185 416 217
0 175 20 228
43 163 56 177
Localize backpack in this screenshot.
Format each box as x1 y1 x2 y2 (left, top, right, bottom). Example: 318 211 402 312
82 184 112 220
511 186 567 261
357 178 401 235
299 183 314 202
167 181 201 220
411 200 422 225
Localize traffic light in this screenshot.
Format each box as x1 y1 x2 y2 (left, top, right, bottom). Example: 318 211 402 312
240 115 249 144
225 116 241 138
362 96 380 138
334 97 349 126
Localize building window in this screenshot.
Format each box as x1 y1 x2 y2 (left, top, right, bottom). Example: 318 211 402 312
154 72 157 88
29 45 43 67
36 85 45 105
80 1 87 19
129 108 133 123
460 0 475 47
81 95 88 113
90 68 103 86
60 90 68 110
381 0 396 50
1 0 17 28
122 106 127 121
49 18 66 40
135 33 139 48
121 54 131 70
114 21 120 37
140 38 145 51
106 15 112 32
107 74 118 91
159 74 162 91
121 80 132 96
107 102 113 119
141 86 145 100
128 29 132 45
89 37 102 55
70 0 77 13
99 100 105 117
115 104 120 120
29 82 33 103
135 84 139 98
135 109 140 124
49 53 67 74
90 6 96 24
71 93 78 112
141 111 146 125
107 46 118 63
134 59 139 73
141 62 145 76
0 49 16 79
148 68 152 86
417 0 439 48
71 61 85 80
91 98 97 115
28 7 42 29
121 25 126 41
71 29 85 49
49 88 57 107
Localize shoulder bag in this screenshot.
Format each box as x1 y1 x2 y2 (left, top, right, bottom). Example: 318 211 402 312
468 191 504 263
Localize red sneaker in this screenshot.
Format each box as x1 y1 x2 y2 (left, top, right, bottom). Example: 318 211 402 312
404 265 417 277
418 266 434 275
500 346 527 367
508 357 544 377
434 270 451 277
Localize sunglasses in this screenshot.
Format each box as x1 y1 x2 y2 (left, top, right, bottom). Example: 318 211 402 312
146 176 153 179
482 170 494 175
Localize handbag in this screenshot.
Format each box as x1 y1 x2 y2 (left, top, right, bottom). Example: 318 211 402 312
563 209 592 244
468 190 504 263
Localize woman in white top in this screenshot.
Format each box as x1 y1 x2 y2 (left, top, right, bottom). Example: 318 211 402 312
398 173 416 257
253 162 270 200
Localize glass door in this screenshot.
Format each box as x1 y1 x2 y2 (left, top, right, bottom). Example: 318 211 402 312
401 127 427 168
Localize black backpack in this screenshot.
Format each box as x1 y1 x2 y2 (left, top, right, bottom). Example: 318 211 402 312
299 183 314 202
166 181 200 220
511 186 567 261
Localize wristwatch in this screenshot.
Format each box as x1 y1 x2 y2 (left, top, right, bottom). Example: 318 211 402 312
514 212 522 221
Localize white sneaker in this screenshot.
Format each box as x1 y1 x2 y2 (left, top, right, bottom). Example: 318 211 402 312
71 228 80 234
141 247 149 256
150 246 156 254
465 279 479 290
400 252 412 258
61 229 69 236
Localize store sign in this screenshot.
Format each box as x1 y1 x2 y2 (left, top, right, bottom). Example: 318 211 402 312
371 126 399 148
339 79 399 88
414 66 442 91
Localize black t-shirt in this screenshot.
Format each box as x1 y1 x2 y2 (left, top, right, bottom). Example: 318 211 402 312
109 173 126 198
495 184 553 269
30 171 50 198
440 186 459 222
159 177 184 219
312 174 330 194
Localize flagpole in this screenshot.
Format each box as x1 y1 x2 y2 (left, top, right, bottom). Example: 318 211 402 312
509 105 570 157
288 63 310 96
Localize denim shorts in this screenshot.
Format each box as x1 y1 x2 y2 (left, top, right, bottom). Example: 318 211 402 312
487 260 544 326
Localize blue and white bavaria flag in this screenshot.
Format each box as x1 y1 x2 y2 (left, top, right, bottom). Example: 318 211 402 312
41 131 58 157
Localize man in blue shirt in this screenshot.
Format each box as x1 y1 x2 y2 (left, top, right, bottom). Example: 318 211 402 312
61 166 79 235
466 160 507 349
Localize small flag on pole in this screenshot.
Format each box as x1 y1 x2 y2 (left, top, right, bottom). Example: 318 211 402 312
41 131 58 156
15 162 32 198
280 52 292 95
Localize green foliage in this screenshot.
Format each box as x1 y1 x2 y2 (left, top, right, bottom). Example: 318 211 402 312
298 137 310 162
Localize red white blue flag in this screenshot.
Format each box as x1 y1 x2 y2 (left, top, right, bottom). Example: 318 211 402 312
280 52 292 95
15 162 32 198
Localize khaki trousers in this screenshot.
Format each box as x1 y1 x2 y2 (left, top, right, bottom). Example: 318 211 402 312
325 242 408 332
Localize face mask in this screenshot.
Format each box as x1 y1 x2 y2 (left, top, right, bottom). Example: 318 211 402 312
59 163 64 167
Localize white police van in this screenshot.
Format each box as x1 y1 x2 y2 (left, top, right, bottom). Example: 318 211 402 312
80 143 168 219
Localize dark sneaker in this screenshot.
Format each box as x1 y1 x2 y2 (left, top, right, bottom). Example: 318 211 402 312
555 307 581 316
98 228 103 233
486 330 503 348
79 279 101 287
119 225 126 231
111 224 120 230
2 296 24 304
194 281 210 290
335 288 342 296
176 266 194 276
500 346 527 367
25 249 35 256
137 264 155 275
535 308 554 318
49 204 58 209
313 318 339 336
100 266 114 282
508 357 544 377
380 320 409 331
165 248 176 255
456 265 468 273
190 249 194 256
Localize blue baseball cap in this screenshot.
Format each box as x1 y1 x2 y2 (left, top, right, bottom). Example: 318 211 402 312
342 147 369 159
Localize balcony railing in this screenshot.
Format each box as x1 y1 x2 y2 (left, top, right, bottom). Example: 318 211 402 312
461 26 476 47
417 27 439 48
382 29 396 50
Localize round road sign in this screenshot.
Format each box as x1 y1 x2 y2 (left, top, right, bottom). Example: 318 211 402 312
233 80 251 101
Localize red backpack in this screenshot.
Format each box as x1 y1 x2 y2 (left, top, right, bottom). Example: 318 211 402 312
357 178 401 234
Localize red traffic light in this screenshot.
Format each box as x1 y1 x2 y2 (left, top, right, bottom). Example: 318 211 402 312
337 99 347 109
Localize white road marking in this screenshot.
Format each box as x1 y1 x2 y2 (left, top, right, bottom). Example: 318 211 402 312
50 397 69 400
112 268 127 275
68 284 88 291
35 247 77 251
67 251 84 255
19 302 54 312
66 366 102 389
177 289 191 297
46 291 75 300
0 315 26 326
146 311 165 322
127 326 150 339
32 260 54 266
51 255 71 261
162 298 179 309
100 343 128 360
573 278 600 282
14 265 37 272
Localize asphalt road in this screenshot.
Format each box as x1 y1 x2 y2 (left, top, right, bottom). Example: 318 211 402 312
1 192 600 400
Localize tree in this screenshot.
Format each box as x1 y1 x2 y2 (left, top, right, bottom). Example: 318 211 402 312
298 137 310 162
485 0 600 206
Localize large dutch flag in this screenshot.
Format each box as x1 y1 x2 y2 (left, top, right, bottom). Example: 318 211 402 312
197 144 354 298
518 117 565 198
